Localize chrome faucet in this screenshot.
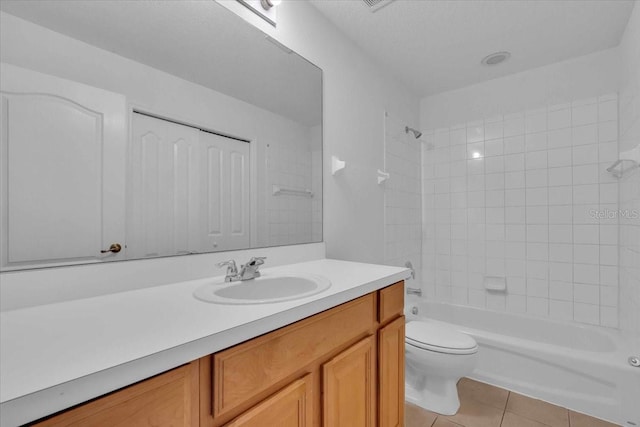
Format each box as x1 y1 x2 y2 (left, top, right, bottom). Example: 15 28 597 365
238 257 266 280
217 257 266 282
217 260 239 282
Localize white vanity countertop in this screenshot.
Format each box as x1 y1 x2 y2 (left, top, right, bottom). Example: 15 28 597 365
0 258 410 426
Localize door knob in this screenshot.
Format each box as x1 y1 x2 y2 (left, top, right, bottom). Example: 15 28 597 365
101 243 122 254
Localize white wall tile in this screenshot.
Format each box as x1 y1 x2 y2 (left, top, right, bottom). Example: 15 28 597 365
573 244 599 264
548 186 573 205
504 135 525 153
598 121 618 142
548 108 571 131
550 244 573 263
547 128 572 148
550 281 573 301
503 115 525 137
422 94 622 328
572 144 599 165
485 121 504 141
526 169 548 188
598 100 617 122
527 296 549 316
550 262 573 282
526 188 548 206
548 147 572 167
574 263 600 284
485 139 504 157
548 167 573 187
505 171 526 189
526 112 547 134
573 302 599 325
572 124 598 146
525 132 547 152
548 225 572 243
549 299 573 321
506 294 527 313
572 103 598 126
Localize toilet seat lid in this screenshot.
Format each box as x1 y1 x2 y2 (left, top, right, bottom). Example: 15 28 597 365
406 320 478 354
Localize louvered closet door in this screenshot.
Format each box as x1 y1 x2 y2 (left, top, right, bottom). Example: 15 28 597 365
0 63 127 269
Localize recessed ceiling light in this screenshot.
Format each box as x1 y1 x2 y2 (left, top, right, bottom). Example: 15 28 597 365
481 51 511 66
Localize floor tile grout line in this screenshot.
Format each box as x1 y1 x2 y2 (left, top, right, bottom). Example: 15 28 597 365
499 391 510 426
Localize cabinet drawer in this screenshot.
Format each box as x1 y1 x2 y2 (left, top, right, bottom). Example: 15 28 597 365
378 281 404 325
213 293 376 418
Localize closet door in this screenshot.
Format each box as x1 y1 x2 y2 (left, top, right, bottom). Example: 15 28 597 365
129 113 200 258
129 114 250 256
0 63 127 269
198 131 250 252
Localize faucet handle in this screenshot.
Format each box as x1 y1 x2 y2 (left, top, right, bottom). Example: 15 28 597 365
217 260 238 274
248 256 266 266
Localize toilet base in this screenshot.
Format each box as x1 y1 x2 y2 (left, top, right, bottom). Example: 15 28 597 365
405 377 461 416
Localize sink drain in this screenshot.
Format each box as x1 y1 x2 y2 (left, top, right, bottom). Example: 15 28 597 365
629 356 640 367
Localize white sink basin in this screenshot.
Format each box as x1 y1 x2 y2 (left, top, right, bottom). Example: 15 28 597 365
193 273 332 304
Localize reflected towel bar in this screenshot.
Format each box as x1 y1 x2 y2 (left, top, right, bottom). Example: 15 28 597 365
272 185 313 198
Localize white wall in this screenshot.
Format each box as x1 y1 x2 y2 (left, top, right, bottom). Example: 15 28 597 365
618 3 640 340
221 1 420 264
419 48 622 327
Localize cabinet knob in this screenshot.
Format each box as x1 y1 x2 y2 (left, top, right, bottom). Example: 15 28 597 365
100 243 122 254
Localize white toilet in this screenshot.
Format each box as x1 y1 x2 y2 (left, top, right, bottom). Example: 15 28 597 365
405 320 479 415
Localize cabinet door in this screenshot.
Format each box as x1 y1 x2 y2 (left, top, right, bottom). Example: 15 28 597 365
33 362 199 427
323 336 375 427
378 316 405 427
0 63 127 269
224 375 312 427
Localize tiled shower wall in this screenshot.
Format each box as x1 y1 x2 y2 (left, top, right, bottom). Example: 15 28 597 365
422 95 620 327
266 133 314 246
384 113 422 284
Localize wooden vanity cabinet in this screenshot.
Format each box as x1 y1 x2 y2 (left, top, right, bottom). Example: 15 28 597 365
30 281 404 427
202 280 405 427
32 361 199 427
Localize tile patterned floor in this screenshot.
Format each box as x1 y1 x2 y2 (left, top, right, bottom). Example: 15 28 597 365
406 378 620 427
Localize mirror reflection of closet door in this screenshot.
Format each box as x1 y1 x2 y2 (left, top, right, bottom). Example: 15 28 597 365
0 63 127 270
198 131 250 252
128 113 199 258
128 113 250 257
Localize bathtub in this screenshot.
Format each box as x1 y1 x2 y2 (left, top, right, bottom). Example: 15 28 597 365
407 299 640 426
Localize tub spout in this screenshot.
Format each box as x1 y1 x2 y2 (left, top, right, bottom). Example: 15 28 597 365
407 287 422 296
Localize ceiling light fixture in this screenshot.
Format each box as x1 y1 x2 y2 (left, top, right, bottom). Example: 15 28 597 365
481 51 511 66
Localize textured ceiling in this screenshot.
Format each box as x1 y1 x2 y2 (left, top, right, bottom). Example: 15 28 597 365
310 0 636 97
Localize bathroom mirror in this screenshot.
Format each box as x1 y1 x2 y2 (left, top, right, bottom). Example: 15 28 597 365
0 1 322 271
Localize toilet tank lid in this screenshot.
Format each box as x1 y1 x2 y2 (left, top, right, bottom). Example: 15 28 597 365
406 320 477 350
